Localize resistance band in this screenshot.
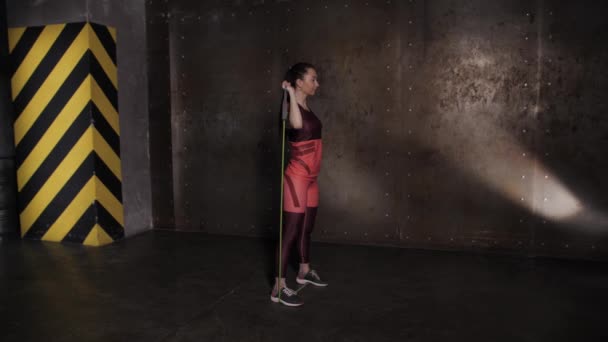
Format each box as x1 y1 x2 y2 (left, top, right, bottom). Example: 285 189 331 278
277 89 289 301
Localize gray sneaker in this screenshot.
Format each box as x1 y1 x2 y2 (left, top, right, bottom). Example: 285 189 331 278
270 287 304 307
296 270 328 287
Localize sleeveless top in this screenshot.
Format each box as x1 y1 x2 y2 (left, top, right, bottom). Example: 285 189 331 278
285 105 323 177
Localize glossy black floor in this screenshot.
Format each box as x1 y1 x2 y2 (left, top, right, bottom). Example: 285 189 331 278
1 230 607 342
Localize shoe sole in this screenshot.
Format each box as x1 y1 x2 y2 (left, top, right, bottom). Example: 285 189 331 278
270 295 304 307
296 278 328 287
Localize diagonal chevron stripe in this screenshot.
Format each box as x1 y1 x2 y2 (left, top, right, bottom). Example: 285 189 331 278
88 24 117 88
22 154 123 241
14 52 90 163
95 177 124 226
8 27 26 53
92 103 120 156
64 205 97 243
9 26 43 76
13 25 89 145
93 128 121 181
90 23 116 65
20 127 93 236
12 23 84 113
61 174 123 244
83 224 114 246
90 52 117 110
91 77 119 135
108 27 117 43
17 76 91 192
94 153 122 203
18 102 91 212
96 200 124 240
41 177 95 242
10 24 66 99
16 56 90 166
23 152 96 239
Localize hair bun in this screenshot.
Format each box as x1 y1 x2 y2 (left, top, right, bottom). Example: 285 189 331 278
284 62 316 87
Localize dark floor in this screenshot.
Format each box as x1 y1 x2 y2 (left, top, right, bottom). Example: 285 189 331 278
1 231 607 342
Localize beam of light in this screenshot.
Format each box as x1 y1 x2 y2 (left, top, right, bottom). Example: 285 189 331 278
428 106 583 222
422 34 594 226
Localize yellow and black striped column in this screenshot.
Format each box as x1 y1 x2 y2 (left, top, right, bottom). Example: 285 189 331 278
8 22 123 246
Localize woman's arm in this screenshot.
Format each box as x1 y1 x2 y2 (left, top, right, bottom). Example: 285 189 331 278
282 81 303 129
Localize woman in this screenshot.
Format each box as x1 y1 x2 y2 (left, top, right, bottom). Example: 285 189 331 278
271 62 328 307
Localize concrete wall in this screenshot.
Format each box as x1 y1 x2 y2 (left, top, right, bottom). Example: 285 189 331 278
6 0 87 24
146 0 174 229
167 0 608 260
0 0 18 235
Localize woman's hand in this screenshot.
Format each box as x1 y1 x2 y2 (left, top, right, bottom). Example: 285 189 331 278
282 81 295 94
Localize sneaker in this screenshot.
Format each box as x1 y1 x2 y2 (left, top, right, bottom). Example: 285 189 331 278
296 270 328 287
270 287 304 307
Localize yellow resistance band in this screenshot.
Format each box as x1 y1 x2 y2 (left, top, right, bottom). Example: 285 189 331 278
277 89 289 301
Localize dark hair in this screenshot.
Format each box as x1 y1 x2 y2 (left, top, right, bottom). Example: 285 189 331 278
284 62 316 87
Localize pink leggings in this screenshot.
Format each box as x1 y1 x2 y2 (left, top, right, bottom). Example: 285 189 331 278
277 172 319 277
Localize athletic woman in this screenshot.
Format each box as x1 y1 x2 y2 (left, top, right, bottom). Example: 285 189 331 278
271 63 328 307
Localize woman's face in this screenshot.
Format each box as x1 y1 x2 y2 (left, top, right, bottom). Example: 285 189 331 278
296 68 320 96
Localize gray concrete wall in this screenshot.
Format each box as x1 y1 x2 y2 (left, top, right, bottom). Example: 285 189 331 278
168 0 608 260
169 0 282 233
5 0 87 26
0 0 18 235
146 0 174 229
